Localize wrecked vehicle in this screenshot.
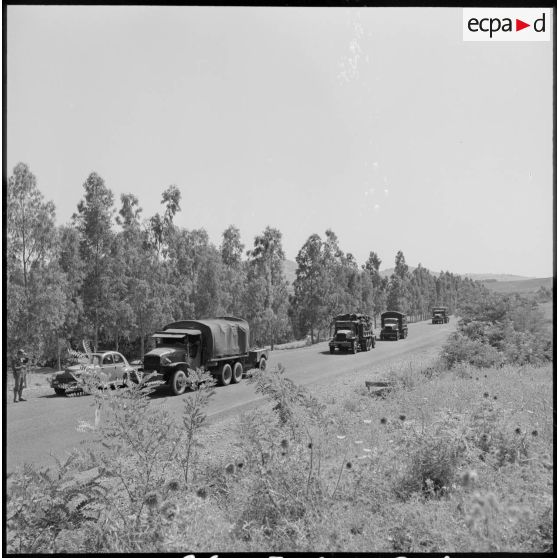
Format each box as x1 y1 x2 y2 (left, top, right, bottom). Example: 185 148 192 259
49 351 141 396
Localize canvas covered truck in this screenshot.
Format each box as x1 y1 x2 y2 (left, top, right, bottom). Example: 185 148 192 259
141 317 269 395
329 313 375 354
431 307 450 324
380 311 408 341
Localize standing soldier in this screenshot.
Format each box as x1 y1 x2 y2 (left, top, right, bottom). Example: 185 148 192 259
11 348 29 402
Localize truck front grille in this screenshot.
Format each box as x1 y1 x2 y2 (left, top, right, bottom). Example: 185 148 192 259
143 355 160 372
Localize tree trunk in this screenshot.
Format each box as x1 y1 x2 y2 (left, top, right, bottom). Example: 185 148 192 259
57 334 62 371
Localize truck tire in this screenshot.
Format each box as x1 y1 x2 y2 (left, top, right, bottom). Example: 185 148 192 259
330 346 335 354
171 369 189 395
54 388 66 396
395 331 399 341
217 363 232 386
232 362 243 384
259 357 267 371
361 341 367 352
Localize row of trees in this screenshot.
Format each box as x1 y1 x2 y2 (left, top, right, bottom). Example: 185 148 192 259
7 163 487 365
290 231 485 342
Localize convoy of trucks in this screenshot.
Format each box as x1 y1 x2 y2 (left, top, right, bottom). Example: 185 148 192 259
328 313 375 354
56 305 452 397
431 307 450 324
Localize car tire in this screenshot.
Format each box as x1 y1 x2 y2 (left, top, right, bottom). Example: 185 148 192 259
171 369 189 395
232 362 243 384
259 357 267 371
217 363 232 386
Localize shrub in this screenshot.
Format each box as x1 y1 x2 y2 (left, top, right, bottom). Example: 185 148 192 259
441 333 503 369
7 371 216 553
395 434 463 499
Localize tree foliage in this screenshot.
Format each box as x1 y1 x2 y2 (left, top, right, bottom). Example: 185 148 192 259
6 162 496 364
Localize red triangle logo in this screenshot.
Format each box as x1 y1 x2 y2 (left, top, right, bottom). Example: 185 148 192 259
516 19 530 31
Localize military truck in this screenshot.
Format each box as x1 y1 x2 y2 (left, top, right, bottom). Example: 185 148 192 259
431 307 450 324
379 311 408 341
329 313 375 354
142 317 269 395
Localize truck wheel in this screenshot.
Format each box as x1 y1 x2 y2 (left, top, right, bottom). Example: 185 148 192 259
217 363 232 386
232 362 243 383
171 369 189 395
54 388 66 396
259 357 267 371
329 346 335 354
395 332 399 341
361 341 367 352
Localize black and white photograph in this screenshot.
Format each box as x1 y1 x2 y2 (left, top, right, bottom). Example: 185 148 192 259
5 4 554 554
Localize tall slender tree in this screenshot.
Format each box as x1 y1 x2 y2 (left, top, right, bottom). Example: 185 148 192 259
72 172 115 350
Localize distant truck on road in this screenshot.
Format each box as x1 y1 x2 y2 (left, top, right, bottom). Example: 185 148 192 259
329 313 375 354
380 311 408 341
431 307 450 324
142 317 269 395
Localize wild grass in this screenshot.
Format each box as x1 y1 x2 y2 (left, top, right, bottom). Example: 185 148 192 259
6 359 553 552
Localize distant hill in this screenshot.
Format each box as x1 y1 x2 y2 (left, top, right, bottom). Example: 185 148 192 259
465 273 533 282
380 267 533 282
481 277 553 295
284 260 549 296
380 266 438 279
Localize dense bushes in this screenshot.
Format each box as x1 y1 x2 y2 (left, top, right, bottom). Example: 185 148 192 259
442 292 552 369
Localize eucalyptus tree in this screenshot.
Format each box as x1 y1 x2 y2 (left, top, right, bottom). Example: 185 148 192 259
72 172 115 350
246 227 291 347
220 225 247 316
6 163 72 363
292 233 330 344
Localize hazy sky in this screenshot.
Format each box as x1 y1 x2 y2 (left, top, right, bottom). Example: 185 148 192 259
7 6 554 277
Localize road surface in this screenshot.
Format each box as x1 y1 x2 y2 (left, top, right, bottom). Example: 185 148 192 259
6 320 454 473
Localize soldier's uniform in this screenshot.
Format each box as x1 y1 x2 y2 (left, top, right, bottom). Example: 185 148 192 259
11 349 28 403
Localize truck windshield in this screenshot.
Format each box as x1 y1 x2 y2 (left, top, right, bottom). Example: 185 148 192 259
384 318 398 325
155 337 186 347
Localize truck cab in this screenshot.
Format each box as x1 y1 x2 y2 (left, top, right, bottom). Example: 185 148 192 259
380 311 408 341
431 307 450 324
143 329 202 393
329 313 375 354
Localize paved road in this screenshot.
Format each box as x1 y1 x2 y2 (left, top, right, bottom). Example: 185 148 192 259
6 320 454 473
